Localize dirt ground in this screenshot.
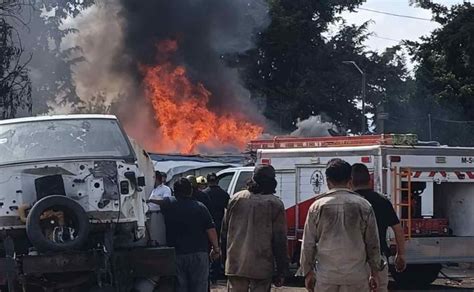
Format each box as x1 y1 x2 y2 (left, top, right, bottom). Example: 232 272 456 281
211 267 474 291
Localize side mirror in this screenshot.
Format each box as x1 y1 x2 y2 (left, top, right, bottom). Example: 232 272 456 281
137 176 146 187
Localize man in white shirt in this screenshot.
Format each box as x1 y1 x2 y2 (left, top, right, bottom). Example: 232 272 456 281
147 171 172 245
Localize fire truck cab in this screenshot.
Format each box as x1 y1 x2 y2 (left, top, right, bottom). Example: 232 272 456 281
217 134 474 286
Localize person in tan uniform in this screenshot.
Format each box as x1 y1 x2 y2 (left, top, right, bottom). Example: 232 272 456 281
221 164 289 292
300 159 383 292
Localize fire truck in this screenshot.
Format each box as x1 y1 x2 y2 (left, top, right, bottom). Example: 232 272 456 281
217 134 474 286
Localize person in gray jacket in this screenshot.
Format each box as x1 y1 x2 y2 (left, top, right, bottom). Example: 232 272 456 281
221 165 289 292
300 159 382 292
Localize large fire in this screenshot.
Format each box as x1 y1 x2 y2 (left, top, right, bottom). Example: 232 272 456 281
142 40 263 153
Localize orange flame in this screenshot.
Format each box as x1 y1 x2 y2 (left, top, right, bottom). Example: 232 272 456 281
142 40 263 153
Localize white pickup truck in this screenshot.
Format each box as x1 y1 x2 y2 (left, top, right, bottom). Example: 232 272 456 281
0 115 175 292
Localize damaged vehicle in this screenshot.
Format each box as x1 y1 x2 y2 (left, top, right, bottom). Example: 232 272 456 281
0 115 175 292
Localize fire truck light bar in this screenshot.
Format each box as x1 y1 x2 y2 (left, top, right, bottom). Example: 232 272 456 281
247 134 418 151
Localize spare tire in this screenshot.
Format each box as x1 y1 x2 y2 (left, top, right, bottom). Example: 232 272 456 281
26 195 90 252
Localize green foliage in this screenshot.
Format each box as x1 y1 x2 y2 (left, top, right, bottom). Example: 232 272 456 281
21 0 95 114
241 0 410 134
388 1 474 145
0 1 32 119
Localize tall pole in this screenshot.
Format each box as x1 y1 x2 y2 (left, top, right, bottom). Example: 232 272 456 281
362 72 366 134
343 61 366 134
428 114 432 140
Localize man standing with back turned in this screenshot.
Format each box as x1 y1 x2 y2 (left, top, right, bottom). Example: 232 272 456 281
300 159 382 292
148 178 220 292
352 163 406 292
222 164 289 292
204 173 230 283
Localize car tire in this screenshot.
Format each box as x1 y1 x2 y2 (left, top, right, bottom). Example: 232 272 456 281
26 195 90 252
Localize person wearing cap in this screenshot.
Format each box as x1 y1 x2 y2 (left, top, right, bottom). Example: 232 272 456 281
204 173 230 283
186 175 211 210
147 171 172 246
221 164 289 291
300 159 382 292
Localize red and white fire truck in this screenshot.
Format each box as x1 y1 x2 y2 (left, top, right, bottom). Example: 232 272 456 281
217 134 474 286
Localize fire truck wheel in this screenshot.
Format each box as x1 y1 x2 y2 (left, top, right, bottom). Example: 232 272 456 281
390 264 441 288
26 195 90 252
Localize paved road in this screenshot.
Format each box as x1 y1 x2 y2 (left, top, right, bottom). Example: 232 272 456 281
211 268 474 291
212 279 474 291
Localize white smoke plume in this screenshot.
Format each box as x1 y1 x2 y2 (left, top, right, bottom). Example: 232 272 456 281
291 115 338 137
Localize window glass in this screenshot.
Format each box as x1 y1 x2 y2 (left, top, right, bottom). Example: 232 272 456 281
0 119 132 165
218 172 235 193
233 171 253 194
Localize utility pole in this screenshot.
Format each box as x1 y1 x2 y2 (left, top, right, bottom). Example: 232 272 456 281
376 103 388 134
343 61 366 134
428 114 432 140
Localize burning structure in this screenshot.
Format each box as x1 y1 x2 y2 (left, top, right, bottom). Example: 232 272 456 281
66 0 269 154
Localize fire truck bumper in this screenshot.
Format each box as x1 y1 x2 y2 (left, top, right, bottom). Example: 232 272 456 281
404 237 474 264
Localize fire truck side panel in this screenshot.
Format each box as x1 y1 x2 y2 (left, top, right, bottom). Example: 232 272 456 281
257 146 474 264
275 170 297 209
382 147 474 263
435 183 474 236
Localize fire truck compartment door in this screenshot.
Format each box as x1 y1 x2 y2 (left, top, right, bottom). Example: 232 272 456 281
405 237 474 264
275 170 296 210
296 165 328 204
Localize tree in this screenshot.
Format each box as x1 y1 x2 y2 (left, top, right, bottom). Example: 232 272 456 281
239 0 413 135
16 0 95 114
0 0 32 119
390 1 474 145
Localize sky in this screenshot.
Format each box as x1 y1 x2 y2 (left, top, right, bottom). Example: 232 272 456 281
341 0 469 52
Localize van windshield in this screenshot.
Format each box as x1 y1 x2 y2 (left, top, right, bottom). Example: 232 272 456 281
0 119 132 165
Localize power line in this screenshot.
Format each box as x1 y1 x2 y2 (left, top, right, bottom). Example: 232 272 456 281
433 117 474 124
372 34 401 42
357 7 433 22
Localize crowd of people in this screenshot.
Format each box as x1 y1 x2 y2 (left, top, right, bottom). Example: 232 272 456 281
146 159 406 292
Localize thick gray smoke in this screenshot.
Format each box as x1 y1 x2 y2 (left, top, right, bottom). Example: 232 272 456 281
60 0 270 150
291 115 338 137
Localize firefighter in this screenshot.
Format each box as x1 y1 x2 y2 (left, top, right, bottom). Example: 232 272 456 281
300 159 383 292
352 163 407 292
197 175 208 191
221 164 288 291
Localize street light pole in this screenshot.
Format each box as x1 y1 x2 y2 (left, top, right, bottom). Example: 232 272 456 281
343 61 366 134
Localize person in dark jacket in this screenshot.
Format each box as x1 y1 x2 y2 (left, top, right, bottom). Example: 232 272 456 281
203 173 230 282
204 173 230 236
187 175 211 210
147 178 220 292
352 163 406 292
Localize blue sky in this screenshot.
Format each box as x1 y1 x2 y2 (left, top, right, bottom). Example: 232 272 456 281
341 0 469 52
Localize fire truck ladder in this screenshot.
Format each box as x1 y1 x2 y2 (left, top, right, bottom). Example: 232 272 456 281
392 167 412 239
